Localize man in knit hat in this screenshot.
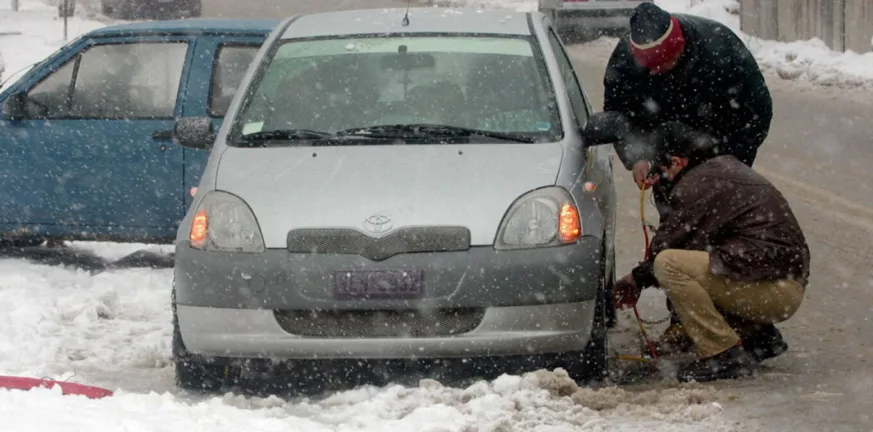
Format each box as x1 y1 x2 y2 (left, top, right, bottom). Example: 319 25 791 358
599 3 777 362
612 122 809 383
604 2 772 205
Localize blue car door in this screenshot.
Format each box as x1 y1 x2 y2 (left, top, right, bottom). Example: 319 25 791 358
178 34 266 210
0 34 195 241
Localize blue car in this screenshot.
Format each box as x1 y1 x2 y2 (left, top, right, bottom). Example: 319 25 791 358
0 19 278 246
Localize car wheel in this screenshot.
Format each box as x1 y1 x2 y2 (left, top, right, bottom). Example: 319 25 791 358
171 284 230 392
604 246 618 329
560 253 610 384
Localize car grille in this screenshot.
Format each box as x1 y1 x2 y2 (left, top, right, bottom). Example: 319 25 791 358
273 309 486 338
286 227 471 261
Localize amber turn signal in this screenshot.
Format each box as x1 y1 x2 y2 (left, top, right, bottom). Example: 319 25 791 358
559 203 581 243
190 209 208 248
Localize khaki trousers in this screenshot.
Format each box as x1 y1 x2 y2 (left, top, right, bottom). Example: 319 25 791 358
652 249 805 358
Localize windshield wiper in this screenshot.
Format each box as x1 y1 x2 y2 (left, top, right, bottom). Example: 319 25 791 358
237 128 388 147
336 124 537 143
239 129 336 145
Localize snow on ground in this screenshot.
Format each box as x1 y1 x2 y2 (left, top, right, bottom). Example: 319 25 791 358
428 0 873 88
0 245 743 431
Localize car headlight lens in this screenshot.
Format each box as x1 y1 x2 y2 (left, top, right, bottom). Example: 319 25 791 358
495 186 582 250
188 191 265 253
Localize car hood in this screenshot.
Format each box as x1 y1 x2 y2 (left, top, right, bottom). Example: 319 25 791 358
215 143 564 248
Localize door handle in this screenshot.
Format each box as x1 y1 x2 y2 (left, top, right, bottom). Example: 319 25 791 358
152 129 173 140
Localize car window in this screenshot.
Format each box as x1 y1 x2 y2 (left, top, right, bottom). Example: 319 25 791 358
25 59 76 117
545 29 588 126
232 35 562 142
208 44 259 118
25 41 189 119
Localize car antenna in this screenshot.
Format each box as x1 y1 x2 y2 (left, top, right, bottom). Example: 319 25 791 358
402 0 410 26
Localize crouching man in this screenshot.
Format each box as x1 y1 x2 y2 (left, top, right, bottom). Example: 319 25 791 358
613 122 811 383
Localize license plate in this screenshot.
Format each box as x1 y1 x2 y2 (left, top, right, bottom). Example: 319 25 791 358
333 269 424 299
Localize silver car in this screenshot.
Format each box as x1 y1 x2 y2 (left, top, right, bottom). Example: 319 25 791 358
538 0 655 41
170 7 618 392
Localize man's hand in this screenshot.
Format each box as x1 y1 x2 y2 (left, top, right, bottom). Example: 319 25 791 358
632 160 658 190
613 273 642 310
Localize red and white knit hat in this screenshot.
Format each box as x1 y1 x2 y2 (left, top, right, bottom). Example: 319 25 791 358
629 3 686 72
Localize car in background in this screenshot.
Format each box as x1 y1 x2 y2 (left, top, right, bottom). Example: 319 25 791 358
0 19 277 247
538 0 655 41
170 7 618 392
101 0 202 20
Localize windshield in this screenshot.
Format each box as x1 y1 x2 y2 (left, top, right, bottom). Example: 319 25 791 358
229 35 562 145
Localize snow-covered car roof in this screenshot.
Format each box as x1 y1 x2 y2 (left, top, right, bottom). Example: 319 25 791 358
281 8 535 39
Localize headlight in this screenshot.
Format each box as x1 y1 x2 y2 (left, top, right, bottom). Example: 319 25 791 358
494 186 582 250
188 190 265 253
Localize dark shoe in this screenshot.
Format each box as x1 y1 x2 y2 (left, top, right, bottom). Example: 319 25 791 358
676 345 758 383
737 323 788 362
651 322 695 356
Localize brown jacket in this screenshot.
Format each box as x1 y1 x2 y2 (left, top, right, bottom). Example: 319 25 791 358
632 155 810 287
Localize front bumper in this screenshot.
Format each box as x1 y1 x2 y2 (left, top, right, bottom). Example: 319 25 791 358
174 237 604 360
176 300 596 359
173 235 603 310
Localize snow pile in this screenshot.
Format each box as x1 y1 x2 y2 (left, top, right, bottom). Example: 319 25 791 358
0 259 174 379
662 0 873 89
0 370 736 431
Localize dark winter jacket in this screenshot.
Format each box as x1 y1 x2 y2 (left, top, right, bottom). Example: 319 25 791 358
631 155 810 288
604 13 772 169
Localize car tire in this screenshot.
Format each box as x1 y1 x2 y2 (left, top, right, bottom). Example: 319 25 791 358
171 283 229 392
559 251 610 384
604 246 618 329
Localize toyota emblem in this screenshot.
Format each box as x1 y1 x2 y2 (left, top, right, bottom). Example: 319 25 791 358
363 214 394 234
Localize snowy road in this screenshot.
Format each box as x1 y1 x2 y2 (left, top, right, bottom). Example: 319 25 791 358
1 0 872 430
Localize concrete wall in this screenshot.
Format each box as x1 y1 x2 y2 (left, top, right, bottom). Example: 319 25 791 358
740 0 873 53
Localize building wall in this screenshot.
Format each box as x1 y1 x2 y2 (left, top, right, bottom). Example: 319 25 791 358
739 0 873 53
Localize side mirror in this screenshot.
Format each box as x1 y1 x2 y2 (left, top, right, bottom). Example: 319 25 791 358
173 117 216 150
2 92 29 121
580 111 630 146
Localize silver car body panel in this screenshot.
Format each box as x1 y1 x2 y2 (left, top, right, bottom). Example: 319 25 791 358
176 300 595 359
216 144 563 247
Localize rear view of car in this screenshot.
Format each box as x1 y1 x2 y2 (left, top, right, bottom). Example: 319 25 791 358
170 8 616 392
538 0 654 40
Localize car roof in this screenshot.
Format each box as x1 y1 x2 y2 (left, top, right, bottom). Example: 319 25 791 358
281 8 534 39
86 18 280 37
